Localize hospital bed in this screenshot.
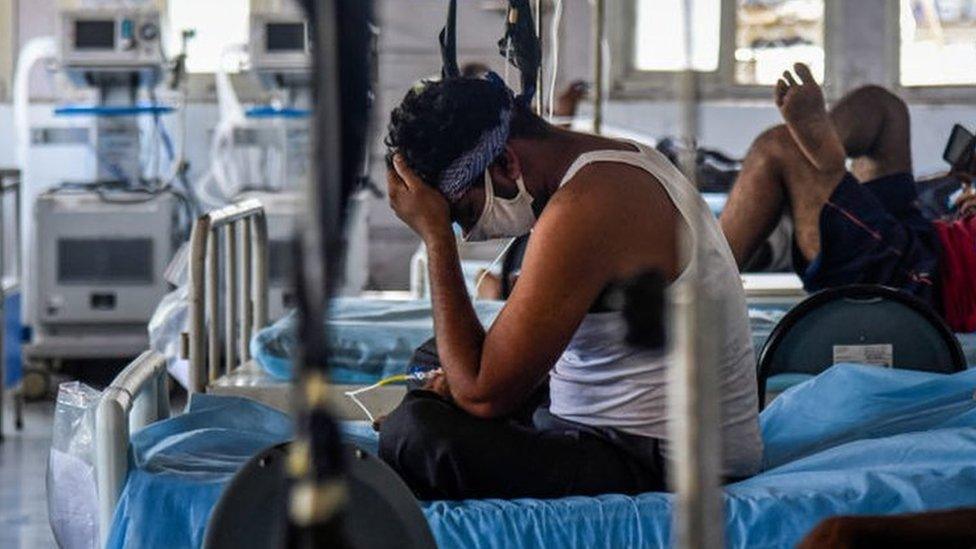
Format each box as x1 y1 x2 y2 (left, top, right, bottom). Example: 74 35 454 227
90 201 976 547
183 198 972 421
182 195 976 426
95 352 976 548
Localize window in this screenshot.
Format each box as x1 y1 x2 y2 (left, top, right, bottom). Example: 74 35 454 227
623 0 826 94
734 0 825 85
167 0 249 73
900 0 976 86
633 0 721 72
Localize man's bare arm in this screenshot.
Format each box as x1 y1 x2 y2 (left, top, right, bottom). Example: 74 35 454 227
389 158 676 418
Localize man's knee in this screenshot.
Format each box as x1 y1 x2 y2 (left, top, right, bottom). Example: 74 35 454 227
749 125 796 162
847 85 908 119
378 391 476 498
378 391 456 462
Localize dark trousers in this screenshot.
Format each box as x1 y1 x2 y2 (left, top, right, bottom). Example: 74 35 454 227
378 390 667 500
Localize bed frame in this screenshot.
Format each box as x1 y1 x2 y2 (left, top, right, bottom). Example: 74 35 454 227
93 199 404 545
182 199 405 418
95 350 170 547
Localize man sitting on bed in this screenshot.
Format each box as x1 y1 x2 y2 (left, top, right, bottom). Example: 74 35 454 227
720 63 976 332
379 72 762 500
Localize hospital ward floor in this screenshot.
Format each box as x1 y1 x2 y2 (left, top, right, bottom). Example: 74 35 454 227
0 400 59 548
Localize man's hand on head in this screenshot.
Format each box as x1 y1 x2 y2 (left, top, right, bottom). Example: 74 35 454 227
388 154 452 242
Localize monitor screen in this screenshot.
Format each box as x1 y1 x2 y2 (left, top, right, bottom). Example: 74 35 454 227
75 20 116 50
266 23 306 52
58 238 153 285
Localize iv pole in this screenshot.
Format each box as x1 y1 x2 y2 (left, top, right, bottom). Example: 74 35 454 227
591 0 605 134
287 0 357 545
670 0 724 547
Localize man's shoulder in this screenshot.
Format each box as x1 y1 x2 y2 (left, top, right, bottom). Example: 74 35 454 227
552 160 664 210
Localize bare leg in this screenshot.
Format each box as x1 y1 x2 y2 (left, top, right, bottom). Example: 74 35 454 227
722 64 846 268
830 85 912 181
721 127 791 267
721 126 841 267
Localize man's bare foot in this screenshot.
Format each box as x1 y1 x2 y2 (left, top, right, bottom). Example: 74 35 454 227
775 63 847 174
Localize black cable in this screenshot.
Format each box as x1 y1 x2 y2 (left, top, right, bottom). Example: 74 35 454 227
440 0 460 79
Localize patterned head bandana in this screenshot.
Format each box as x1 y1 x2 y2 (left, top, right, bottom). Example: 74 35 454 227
437 73 514 202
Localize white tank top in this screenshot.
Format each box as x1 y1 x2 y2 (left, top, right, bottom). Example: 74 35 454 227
547 141 763 478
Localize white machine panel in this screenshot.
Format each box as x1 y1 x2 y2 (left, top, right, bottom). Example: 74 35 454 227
33 191 176 324
248 12 311 75
60 8 164 70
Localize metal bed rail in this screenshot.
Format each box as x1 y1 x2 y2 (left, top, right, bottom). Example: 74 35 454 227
95 350 170 547
185 199 269 394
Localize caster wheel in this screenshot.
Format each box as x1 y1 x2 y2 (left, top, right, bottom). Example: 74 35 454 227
21 367 51 401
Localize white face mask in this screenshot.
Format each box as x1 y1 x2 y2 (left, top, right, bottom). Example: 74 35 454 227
462 169 536 242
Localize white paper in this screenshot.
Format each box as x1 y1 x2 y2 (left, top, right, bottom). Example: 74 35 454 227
833 344 894 367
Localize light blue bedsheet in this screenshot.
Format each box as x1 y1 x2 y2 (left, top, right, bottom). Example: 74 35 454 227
109 365 976 548
106 395 294 549
423 365 976 548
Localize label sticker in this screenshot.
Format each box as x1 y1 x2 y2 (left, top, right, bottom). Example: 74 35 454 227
833 344 894 367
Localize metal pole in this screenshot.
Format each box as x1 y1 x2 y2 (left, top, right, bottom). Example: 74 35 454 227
591 0 605 134
288 0 350 543
533 0 544 116
670 1 724 547
240 218 253 361
205 233 220 383
252 212 270 331
188 216 211 393
95 351 168 548
223 223 238 375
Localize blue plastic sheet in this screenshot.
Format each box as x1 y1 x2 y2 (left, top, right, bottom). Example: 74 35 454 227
252 299 789 384
252 298 505 382
108 365 976 549
253 296 976 389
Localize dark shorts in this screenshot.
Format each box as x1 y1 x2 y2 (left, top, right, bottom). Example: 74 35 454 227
795 172 941 307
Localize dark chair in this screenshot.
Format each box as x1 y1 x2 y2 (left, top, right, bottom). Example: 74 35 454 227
757 285 966 410
203 443 436 549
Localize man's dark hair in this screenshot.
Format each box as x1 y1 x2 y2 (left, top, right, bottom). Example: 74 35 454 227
385 77 551 188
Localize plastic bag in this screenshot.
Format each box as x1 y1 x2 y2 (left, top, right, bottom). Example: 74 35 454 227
148 244 191 388
47 381 102 549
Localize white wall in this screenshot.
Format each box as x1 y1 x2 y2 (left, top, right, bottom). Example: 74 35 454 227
4 0 976 289
592 100 972 177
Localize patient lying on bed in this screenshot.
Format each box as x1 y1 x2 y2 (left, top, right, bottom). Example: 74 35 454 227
380 73 762 499
721 63 976 332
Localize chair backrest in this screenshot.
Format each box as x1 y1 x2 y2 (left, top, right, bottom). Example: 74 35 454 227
203 443 436 549
757 285 966 409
